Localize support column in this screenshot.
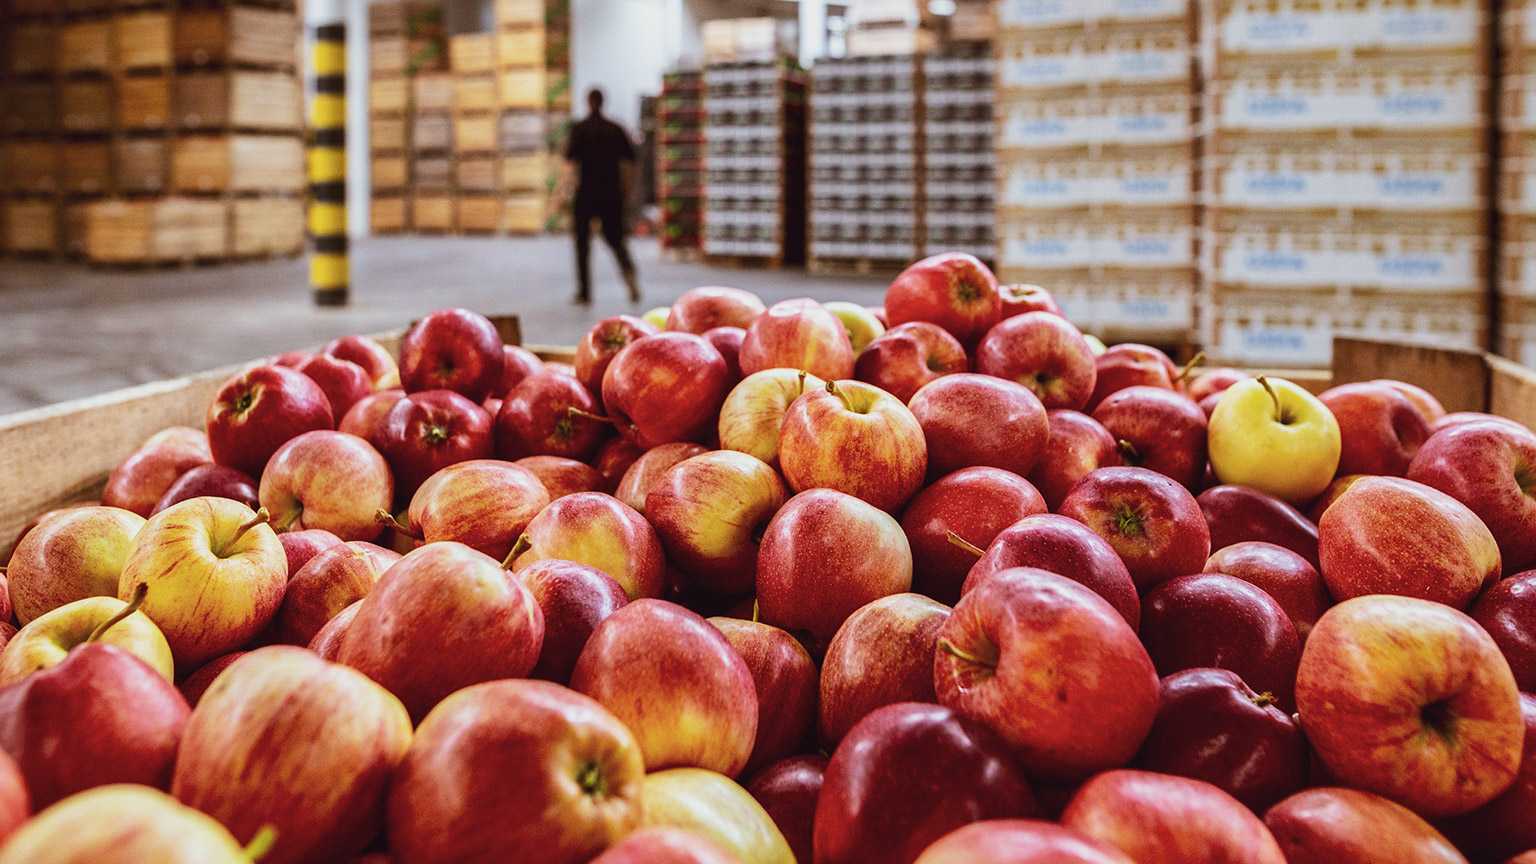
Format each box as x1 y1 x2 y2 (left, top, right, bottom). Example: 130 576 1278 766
309 19 349 307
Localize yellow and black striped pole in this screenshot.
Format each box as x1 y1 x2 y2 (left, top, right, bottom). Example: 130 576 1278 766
309 21 349 307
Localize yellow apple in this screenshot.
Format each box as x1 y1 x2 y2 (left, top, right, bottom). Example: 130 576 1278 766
0 593 174 685
824 301 886 354
1208 377 1341 505
1083 334 1108 356
0 784 257 864
640 768 795 864
642 306 671 330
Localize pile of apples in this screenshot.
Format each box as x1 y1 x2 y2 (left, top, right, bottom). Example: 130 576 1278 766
1 252 1534 864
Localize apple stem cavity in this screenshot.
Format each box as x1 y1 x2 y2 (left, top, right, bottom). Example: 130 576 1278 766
1250 691 1277 709
825 380 855 412
375 510 422 540
1117 439 1141 464
576 760 609 800
1257 376 1291 425
1175 351 1206 384
243 825 279 862
220 507 270 557
1421 699 1461 745
502 534 532 569
87 582 148 643
568 406 615 425
937 637 998 676
946 530 985 558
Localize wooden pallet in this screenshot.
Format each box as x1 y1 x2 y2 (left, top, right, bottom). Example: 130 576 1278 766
807 256 907 277
703 253 782 270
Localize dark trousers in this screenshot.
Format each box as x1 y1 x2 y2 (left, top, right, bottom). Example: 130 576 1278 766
573 194 635 301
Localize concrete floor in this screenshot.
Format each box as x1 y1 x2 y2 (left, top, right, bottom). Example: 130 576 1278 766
0 236 889 416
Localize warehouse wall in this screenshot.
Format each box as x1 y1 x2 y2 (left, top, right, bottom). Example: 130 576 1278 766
572 0 671 131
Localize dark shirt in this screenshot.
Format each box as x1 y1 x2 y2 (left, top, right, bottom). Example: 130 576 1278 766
564 113 635 205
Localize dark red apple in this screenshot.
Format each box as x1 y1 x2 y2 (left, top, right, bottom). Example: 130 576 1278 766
591 437 645 493
296 354 373 421
908 374 1049 480
602 332 731 449
371 389 493 498
1205 541 1331 641
703 326 746 381
961 513 1139 631
852 322 968 404
1319 382 1433 477
1470 569 1536 692
206 364 335 477
899 467 1046 605
883 252 1002 351
575 315 657 398
152 464 258 514
974 312 1097 411
1058 466 1211 592
747 754 827 864
496 345 545 397
1408 419 1536 573
1086 344 1180 411
1026 410 1121 510
818 593 951 746
398 307 504 403
710 617 818 777
518 558 629 685
1198 485 1322 570
495 370 609 462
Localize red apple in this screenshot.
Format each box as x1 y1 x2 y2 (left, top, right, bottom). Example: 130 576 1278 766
403 459 548 562
1318 476 1500 609
102 427 212 517
962 513 1139 631
814 702 1034 864
614 442 711 514
1026 410 1121 510
321 334 398 389
1198 485 1321 570
152 464 258 514
1436 692 1536 862
899 467 1046 605
602 332 731 449
496 344 545 397
514 454 603 499
1264 787 1470 864
518 558 629 685
6 505 145 625
779 380 927 513
592 437 645 493
998 283 1063 319
1205 541 1331 641
0 751 27 846
884 252 1002 352
704 326 746 381
669 287 767 333
818 593 950 746
647 451 789 595
852 322 967 404
710 617 818 776
307 600 359 662
259 430 393 541
1435 411 1530 435
1471 570 1536 691
206 364 334 477
718 369 825 472
177 652 246 708
1408 419 1536 573
271 349 311 367
338 389 405 440
296 354 373 421
1296 595 1525 817
1376 379 1448 423
935 567 1159 782
974 312 1097 411
398 307 504 402
371 389 493 498
1320 382 1433 476
1085 343 1181 411
495 370 609 462
739 298 856 381
278 528 342 579
747 755 826 864
1188 368 1250 403
575 315 658 397
1058 466 1211 592
913 820 1134 864
1061 770 1286 863
275 541 399 646
589 828 740 864
1091 385 1208 490
908 374 1049 480
510 492 667 600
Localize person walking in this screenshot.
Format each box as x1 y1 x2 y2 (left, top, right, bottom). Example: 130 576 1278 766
563 87 641 305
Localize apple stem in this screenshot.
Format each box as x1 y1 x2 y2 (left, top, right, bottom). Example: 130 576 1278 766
1257 376 1283 420
1251 691 1277 708
568 407 615 425
502 534 532 570
243 825 279 862
1117 438 1141 464
936 637 995 671
375 509 421 540
825 380 854 412
946 530 985 558
220 507 270 556
88 582 148 643
796 369 808 395
752 598 761 624
1175 351 1207 384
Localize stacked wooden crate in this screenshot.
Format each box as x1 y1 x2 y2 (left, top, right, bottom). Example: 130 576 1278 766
703 60 809 265
495 0 572 235
2 0 65 256
657 69 706 258
1502 0 1536 368
451 33 501 233
1201 0 1492 365
995 0 1200 345
844 0 938 57
370 1 447 234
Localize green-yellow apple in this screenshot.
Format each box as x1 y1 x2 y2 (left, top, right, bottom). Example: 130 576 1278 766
639 768 795 864
647 451 789 595
1208 377 1341 505
101 426 211 517
509 492 667 600
172 646 412 864
0 594 174 685
6 505 144 625
824 300 885 353
643 306 672 330
718 369 826 472
779 380 927 513
1061 771 1286 863
1084 334 1107 356
0 784 257 864
118 497 287 673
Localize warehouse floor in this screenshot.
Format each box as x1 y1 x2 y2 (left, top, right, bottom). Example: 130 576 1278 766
0 237 890 416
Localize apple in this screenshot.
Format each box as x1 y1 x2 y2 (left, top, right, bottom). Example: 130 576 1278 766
710 617 817 776
935 567 1159 782
824 300 886 353
962 513 1139 631
779 380 927 513
668 287 767 333
1319 382 1433 476
1318 476 1500 609
1296 595 1524 817
519 558 629 685
388 678 644 864
602 332 732 448
338 389 405 440
1307 473 1368 523
1198 391 1223 417
814 702 1034 864
575 315 658 397
615 442 712 514
818 593 950 746
278 528 342 578
1026 410 1121 510
1061 770 1286 863
1408 419 1536 573
1436 411 1531 435
1471 569 1536 691
206 364 335 477
6 505 145 625
153 464 258 514
0 784 252 863
756 489 914 650
398 307 504 402
0 593 173 685
639 767 795 864
177 651 245 708
974 312 1097 411
1264 787 1470 864
589 827 740 864
909 374 1049 480
1374 379 1448 423
884 252 1001 351
643 306 671 329
321 333 398 389
739 298 856 381
718 369 826 471
514 454 603 499
914 820 1135 864
495 370 609 462
296 354 373 421
1208 376 1341 505
899 467 1046 604
1197 485 1321 569
274 541 399 646
648 451 788 595
1205 542 1331 641
572 600 756 777
338 542 543 723
998 283 1063 319
102 427 212 517
1085 344 1181 410
119 497 286 672
1057 466 1211 592
509 492 667 600
1435 691 1536 862
1188 368 1249 403
371 389 493 499
270 350 310 367
0 750 26 845
852 322 967 404
1091 385 1208 489
307 600 359 662
705 326 747 380
747 755 825 864
401 459 548 563
258 430 393 540
496 344 545 397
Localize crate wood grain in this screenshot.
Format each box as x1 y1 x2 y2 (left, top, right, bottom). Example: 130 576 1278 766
448 33 495 74
171 135 305 194
232 198 303 256
501 152 555 191
116 76 172 130
175 7 299 69
4 143 59 195
411 195 454 231
371 37 410 77
411 112 452 151
177 71 303 131
61 142 111 195
457 196 501 233
456 156 500 192
495 0 545 27
371 115 408 151
453 75 498 114
503 194 545 234
6 83 57 135
372 155 410 191
371 196 408 233
114 11 173 71
9 22 55 76
369 77 410 116
59 21 111 73
81 199 229 264
454 114 499 152
115 138 169 194
412 155 452 191
60 81 110 133
3 201 57 254
496 28 547 68
412 73 453 112
8 0 59 16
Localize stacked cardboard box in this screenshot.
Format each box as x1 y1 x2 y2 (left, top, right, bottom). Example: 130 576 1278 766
495 0 571 235
1201 0 1492 365
1502 0 1536 367
369 0 447 233
702 18 798 64
923 41 994 261
994 0 1199 344
703 60 808 263
845 0 937 57
657 69 705 257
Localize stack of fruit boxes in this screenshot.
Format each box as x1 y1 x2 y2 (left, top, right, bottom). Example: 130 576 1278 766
993 0 1200 345
495 0 572 235
1 0 65 256
369 1 447 234
450 33 501 234
1201 0 1492 366
923 41 995 261
657 69 706 257
1501 0 1536 368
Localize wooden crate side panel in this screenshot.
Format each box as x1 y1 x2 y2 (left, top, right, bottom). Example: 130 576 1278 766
412 112 453 151
61 141 111 195
454 114 499 152
59 21 111 73
457 196 501 232
456 156 500 191
9 23 56 76
4 143 59 194
230 136 304 192
3 202 58 253
150 199 229 259
1329 337 1490 415
412 155 452 191
371 77 411 115
372 155 410 190
82 202 154 262
60 81 110 133
115 138 169 194
412 73 454 111
115 12 174 71
171 136 232 193
116 76 172 130
448 33 495 74
453 76 498 113
371 115 408 150
411 195 455 230
230 72 302 131
176 75 230 129
228 8 300 68
232 198 304 256
371 196 409 232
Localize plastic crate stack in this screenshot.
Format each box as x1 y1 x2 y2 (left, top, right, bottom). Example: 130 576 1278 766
496 0 572 235
703 60 808 264
1502 0 1536 367
923 41 994 261
368 1 447 234
808 53 920 268
1201 0 1492 366
994 0 1200 345
657 69 705 258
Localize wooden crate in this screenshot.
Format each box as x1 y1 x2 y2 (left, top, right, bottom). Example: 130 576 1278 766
171 135 305 194
3 201 57 254
456 156 499 192
232 197 303 256
411 195 455 231
453 75 498 114
413 155 452 192
496 0 546 27
59 20 111 73
412 112 452 151
454 114 499 152
449 33 495 74
177 71 303 131
116 76 172 129
502 152 556 191
63 203 89 257
413 74 453 112
503 193 545 234
498 67 564 109
8 0 59 15
5 82 57 135
61 141 111 195
369 77 410 116
64 0 110 12
457 196 501 233
114 11 173 71
371 196 408 232
114 138 169 194
372 154 410 191
4 143 58 195
371 37 410 77
175 7 298 69
81 199 230 263
371 115 408 151
9 22 55 76
496 27 566 69
370 2 409 36
60 81 110 133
